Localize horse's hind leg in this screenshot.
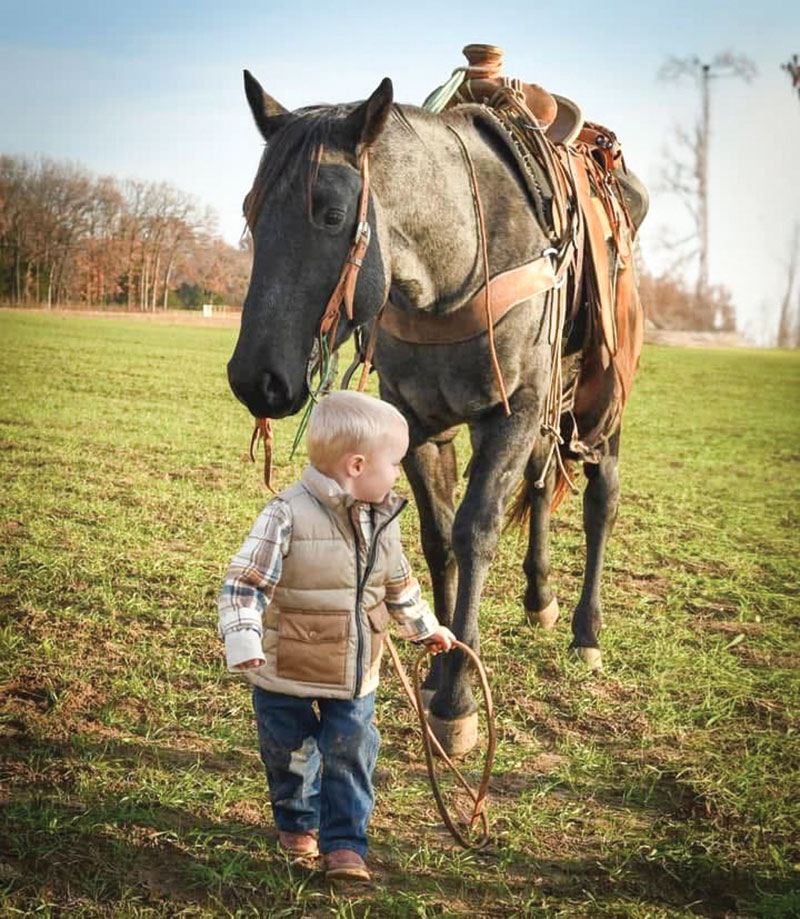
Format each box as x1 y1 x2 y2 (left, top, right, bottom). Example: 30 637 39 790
402 434 458 697
571 431 621 670
523 446 559 629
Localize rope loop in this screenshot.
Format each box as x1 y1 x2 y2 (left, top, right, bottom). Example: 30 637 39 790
385 636 496 849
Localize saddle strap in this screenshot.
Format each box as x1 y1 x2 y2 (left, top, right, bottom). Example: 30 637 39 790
379 256 561 345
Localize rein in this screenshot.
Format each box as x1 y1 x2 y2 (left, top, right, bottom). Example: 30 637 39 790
447 125 510 416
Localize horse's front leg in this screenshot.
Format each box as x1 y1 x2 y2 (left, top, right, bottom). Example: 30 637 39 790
402 433 459 696
571 431 621 670
429 399 539 755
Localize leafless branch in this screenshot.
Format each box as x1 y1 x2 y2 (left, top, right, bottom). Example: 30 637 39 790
710 50 758 83
782 54 800 100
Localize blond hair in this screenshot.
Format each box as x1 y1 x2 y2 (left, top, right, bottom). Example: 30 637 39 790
306 391 407 469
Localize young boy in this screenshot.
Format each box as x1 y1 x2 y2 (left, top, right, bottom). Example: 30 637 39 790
218 391 455 882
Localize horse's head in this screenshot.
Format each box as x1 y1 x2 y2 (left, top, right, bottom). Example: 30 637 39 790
227 71 393 418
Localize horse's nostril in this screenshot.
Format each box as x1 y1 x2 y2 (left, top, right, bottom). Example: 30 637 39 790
227 357 298 418
260 372 284 408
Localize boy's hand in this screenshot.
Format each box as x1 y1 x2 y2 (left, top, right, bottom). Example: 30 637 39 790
233 658 265 670
422 626 456 655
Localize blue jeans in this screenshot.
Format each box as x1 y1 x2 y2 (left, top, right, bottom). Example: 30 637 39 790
252 688 380 857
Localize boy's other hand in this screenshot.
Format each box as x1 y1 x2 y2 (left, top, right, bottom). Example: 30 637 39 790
423 626 456 655
233 658 265 670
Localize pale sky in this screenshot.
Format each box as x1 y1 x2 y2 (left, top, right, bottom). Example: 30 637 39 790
2 0 798 341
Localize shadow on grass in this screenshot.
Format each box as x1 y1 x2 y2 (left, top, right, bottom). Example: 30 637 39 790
0 732 795 918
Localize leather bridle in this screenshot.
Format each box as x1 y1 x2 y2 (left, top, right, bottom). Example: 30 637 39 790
317 151 373 349
250 150 373 490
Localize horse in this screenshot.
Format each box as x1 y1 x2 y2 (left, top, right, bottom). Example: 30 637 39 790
227 72 647 756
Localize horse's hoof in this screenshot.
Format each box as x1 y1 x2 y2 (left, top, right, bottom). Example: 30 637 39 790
425 711 478 757
573 646 603 671
527 597 559 629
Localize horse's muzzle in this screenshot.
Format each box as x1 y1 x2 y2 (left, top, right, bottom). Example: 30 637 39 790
226 363 304 419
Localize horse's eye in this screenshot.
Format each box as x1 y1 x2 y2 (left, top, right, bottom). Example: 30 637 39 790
324 208 346 227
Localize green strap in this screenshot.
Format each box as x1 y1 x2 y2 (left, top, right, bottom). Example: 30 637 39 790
422 69 466 113
290 337 335 459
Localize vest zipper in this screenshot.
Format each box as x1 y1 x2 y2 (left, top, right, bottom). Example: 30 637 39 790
349 514 365 698
352 498 408 698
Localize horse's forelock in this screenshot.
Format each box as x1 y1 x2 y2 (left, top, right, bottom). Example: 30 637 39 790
243 105 361 230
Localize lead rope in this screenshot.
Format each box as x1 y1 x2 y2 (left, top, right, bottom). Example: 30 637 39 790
353 326 497 852
384 637 495 848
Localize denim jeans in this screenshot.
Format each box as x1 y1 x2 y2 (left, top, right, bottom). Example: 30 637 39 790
252 688 380 857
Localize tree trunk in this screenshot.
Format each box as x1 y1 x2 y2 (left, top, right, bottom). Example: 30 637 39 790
14 228 22 304
162 258 174 310
151 252 160 310
777 225 799 348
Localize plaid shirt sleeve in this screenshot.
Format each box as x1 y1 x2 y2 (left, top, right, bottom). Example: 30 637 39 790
217 499 292 670
385 551 440 641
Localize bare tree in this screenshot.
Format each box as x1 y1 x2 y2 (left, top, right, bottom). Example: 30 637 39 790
658 52 757 321
782 54 800 101
0 153 242 310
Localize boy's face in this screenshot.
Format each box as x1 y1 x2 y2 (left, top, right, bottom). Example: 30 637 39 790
347 421 409 504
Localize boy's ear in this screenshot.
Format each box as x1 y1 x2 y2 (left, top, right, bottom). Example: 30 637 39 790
344 453 365 477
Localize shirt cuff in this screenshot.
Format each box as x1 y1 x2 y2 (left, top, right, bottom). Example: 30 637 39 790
218 604 262 640
398 603 440 642
225 629 265 671
415 615 440 642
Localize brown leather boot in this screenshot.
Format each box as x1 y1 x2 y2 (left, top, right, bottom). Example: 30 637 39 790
324 848 371 882
278 830 319 857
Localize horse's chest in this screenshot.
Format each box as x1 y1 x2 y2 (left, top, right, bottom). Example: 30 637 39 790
375 306 552 436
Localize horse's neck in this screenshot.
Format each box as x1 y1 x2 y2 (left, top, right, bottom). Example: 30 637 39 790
372 109 546 313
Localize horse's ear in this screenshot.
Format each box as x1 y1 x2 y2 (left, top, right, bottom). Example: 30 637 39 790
346 77 394 149
244 70 291 141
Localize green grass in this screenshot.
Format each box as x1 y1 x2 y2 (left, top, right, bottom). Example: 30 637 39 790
1 311 798 918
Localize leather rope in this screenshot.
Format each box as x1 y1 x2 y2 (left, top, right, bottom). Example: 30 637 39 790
353 298 498 851
385 636 495 849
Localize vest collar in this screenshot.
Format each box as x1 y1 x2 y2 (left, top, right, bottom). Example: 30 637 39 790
300 465 406 520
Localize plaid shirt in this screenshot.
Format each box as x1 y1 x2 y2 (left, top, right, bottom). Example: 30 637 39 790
218 497 439 670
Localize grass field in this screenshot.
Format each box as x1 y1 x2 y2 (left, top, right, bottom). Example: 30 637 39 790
1 311 798 918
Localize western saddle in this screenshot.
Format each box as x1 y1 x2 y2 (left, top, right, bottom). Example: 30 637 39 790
406 44 647 481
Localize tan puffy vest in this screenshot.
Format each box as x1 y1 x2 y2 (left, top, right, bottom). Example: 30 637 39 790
245 465 405 699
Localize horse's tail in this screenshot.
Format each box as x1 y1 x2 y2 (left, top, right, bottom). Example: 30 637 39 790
505 452 576 530
551 461 575 512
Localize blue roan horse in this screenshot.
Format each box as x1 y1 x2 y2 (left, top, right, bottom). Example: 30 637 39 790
227 72 647 755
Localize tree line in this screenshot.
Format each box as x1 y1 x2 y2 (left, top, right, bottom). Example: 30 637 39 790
0 154 251 309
